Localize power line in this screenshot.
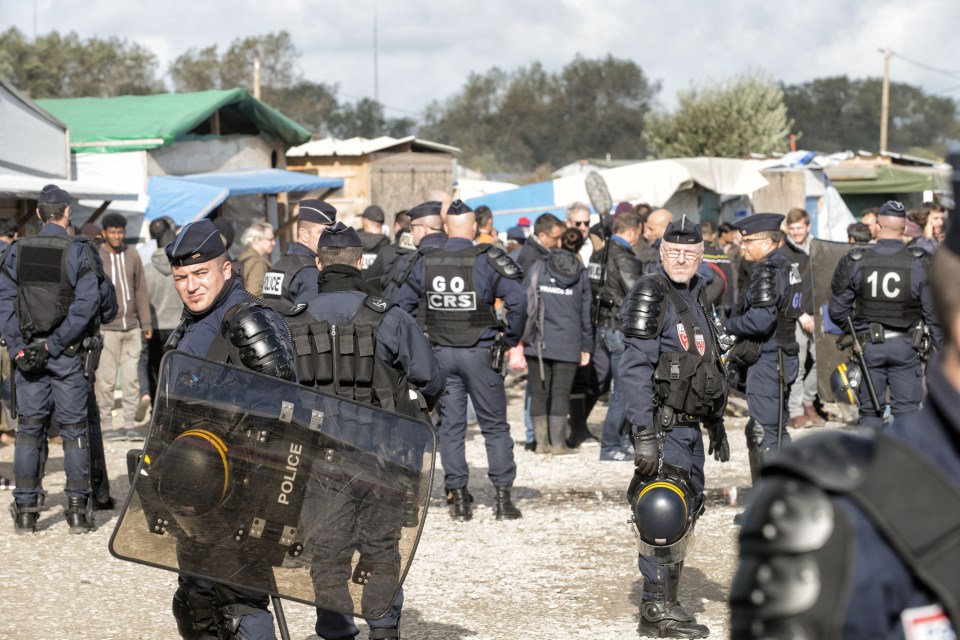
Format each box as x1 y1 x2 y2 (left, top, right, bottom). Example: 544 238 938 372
889 51 960 81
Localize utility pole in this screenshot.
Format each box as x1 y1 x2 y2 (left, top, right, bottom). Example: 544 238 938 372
880 48 890 153
253 55 261 100
373 2 380 135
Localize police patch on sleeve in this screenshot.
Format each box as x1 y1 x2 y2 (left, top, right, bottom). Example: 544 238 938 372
361 253 378 270
901 604 955 640
262 272 284 297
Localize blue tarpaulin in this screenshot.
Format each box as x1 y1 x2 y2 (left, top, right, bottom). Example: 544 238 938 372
465 181 565 230
146 169 344 225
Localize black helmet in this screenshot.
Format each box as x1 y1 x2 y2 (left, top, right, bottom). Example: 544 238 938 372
629 465 700 550
157 428 231 517
831 360 861 405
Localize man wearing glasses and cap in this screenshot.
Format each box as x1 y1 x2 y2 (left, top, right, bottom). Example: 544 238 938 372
620 216 729 638
828 200 941 430
261 199 335 311
725 213 804 483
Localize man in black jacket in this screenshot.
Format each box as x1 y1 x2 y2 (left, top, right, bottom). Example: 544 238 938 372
588 210 644 461
516 213 564 272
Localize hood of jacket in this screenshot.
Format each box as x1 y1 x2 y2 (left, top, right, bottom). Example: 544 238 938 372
151 248 173 275
545 248 582 287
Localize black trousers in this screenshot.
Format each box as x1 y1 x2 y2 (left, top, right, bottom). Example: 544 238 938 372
526 357 578 418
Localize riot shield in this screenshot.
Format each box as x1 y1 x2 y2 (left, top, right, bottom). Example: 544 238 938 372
109 351 436 620
810 239 863 401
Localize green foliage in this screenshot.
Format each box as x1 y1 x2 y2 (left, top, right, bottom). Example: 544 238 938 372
644 73 792 158
169 31 301 93
420 55 657 172
0 27 162 98
783 76 959 153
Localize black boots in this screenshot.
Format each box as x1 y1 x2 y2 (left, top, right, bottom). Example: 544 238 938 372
638 601 709 638
10 500 39 534
65 496 94 534
494 487 522 520
532 416 549 454
448 487 473 522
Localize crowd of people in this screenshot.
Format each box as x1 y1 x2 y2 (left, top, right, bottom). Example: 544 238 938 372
0 181 956 639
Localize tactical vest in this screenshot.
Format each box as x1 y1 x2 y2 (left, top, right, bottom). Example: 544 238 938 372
422 245 497 347
774 261 804 355
261 253 315 311
855 247 922 329
286 296 425 419
652 276 727 421
360 234 388 271
10 234 96 341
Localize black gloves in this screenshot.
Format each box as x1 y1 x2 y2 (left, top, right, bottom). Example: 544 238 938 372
15 342 48 374
705 420 731 462
632 429 660 476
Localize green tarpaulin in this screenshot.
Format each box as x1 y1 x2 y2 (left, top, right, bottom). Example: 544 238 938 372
36 89 312 153
831 165 947 195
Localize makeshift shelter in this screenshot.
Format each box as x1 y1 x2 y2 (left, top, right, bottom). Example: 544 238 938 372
36 90 327 252
287 136 460 227
0 80 137 229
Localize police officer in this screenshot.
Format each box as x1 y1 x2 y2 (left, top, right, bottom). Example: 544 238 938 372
620 218 730 638
289 221 445 640
725 213 803 482
366 211 416 291
0 184 116 534
381 201 447 300
393 200 527 521
356 205 390 274
588 210 643 461
163 219 296 640
729 191 960 637
828 200 940 430
261 199 335 311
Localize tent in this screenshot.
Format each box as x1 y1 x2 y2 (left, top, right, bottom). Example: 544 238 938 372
145 169 344 226
464 158 769 229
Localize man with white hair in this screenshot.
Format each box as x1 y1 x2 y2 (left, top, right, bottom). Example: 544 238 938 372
236 220 275 298
619 216 730 638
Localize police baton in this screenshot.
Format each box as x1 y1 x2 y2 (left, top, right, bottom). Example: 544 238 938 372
845 317 883 417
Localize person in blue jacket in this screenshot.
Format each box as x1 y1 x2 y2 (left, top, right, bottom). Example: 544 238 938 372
730 190 960 638
828 199 940 430
162 219 296 640
523 227 593 455
392 200 527 521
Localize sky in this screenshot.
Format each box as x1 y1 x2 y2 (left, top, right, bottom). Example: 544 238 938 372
4 0 960 119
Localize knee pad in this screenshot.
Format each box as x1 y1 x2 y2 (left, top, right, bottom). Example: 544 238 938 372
172 585 219 640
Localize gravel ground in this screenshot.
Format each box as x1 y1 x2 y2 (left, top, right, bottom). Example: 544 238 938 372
0 378 849 640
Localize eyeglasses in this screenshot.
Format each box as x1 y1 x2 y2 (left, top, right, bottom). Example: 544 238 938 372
571 220 590 228
662 249 702 261
412 223 441 232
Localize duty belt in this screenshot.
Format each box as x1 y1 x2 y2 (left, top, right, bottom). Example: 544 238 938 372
657 407 701 428
857 329 910 344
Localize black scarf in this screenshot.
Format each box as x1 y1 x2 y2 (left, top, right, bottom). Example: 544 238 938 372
317 264 379 296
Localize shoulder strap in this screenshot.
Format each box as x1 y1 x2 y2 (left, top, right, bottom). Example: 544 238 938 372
846 434 960 623
655 274 710 359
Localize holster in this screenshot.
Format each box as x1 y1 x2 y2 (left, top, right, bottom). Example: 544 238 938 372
489 340 508 377
81 336 103 378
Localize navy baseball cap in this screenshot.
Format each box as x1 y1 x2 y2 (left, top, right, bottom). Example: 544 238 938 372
165 219 226 266
360 205 385 223
298 199 337 225
316 221 362 250
733 213 784 236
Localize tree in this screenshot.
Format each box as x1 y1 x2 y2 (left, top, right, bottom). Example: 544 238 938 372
783 76 960 153
644 73 792 158
169 31 301 94
0 27 162 98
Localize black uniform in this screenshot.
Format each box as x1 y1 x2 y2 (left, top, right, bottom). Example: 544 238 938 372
731 357 959 638
163 220 296 640
829 238 939 429
261 241 319 311
289 223 444 640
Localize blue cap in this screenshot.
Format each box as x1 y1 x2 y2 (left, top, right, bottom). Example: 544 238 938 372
165 219 226 266
447 199 474 216
507 225 526 241
662 215 702 245
298 199 337 225
316 221 362 250
407 201 442 220
878 200 907 218
38 184 70 204
733 213 784 236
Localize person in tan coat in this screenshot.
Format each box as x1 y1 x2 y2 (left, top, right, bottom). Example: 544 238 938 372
236 221 275 298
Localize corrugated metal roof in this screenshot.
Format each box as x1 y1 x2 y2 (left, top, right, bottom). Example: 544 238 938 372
287 135 460 157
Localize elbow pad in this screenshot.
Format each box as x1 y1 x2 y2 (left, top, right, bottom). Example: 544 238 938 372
621 275 667 339
748 263 782 308
222 302 296 382
485 245 523 280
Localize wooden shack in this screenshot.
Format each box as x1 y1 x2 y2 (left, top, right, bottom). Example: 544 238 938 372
286 136 461 226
